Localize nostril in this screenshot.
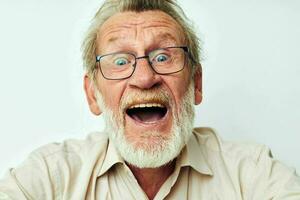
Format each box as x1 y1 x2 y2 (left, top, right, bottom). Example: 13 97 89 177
152 82 162 89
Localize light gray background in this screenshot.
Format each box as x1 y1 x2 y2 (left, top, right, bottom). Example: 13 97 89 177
0 0 299 176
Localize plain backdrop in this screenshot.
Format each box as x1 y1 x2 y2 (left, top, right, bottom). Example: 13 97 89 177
0 0 299 176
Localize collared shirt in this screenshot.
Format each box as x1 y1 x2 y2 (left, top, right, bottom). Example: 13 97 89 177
0 127 300 200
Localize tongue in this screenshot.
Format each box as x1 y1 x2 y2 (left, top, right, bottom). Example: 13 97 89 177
131 110 164 123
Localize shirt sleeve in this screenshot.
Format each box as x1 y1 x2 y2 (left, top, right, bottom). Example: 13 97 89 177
248 145 300 199
0 153 56 200
0 169 29 200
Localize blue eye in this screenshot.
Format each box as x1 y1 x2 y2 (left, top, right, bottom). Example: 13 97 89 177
155 54 168 62
114 58 129 66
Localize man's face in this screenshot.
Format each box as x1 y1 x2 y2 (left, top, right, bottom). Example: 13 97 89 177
85 11 202 167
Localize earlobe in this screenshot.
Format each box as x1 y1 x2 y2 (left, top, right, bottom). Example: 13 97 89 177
194 65 202 105
84 74 102 115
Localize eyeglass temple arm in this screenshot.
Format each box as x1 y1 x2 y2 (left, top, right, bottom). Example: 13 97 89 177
183 46 197 64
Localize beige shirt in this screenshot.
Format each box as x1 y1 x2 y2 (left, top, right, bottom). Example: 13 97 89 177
0 127 299 200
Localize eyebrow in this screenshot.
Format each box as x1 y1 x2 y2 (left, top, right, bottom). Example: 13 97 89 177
155 32 178 43
107 36 125 43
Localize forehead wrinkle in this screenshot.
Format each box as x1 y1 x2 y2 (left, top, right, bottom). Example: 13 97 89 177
140 17 185 44
146 31 178 44
97 11 185 53
100 13 146 39
104 32 178 49
100 26 131 42
99 30 181 55
102 14 182 38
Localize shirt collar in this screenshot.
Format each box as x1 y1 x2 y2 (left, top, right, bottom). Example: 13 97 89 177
178 132 214 176
98 140 124 177
98 131 214 177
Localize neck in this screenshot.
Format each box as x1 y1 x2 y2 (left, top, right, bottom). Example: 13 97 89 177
127 160 176 200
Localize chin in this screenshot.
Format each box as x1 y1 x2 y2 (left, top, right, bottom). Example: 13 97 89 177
106 107 193 168
121 129 186 168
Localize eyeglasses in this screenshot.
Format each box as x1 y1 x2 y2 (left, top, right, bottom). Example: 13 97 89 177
95 46 190 80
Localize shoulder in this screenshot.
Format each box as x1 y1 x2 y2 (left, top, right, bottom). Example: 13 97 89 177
1 132 110 199
192 127 268 163
31 131 109 160
26 131 111 177
192 127 274 184
192 127 300 199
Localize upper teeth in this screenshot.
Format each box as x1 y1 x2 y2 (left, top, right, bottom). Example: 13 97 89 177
129 103 165 109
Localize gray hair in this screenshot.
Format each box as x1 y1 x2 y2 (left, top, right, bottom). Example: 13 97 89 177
82 0 201 79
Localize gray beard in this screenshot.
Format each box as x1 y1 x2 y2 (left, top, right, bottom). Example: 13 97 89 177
96 82 195 168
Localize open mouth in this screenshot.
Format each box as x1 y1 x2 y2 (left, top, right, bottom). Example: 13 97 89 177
126 103 168 123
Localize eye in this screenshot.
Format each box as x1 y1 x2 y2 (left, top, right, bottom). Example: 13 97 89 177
154 54 169 62
114 58 129 66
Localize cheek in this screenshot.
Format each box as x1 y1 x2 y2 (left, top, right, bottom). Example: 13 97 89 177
98 83 119 109
174 85 188 105
165 73 191 105
106 91 121 111
98 81 127 112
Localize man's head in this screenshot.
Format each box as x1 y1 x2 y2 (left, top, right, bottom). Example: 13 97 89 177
82 0 201 78
83 0 202 168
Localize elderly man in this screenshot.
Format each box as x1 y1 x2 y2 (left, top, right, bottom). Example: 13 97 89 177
1 0 300 199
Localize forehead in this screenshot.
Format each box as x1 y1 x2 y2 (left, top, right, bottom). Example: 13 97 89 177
97 11 185 51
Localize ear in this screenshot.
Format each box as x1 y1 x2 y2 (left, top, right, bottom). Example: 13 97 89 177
194 64 202 105
84 74 101 115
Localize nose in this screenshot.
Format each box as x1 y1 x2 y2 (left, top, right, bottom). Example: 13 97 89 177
128 56 162 89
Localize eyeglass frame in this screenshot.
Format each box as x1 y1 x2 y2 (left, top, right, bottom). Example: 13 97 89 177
95 46 194 80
